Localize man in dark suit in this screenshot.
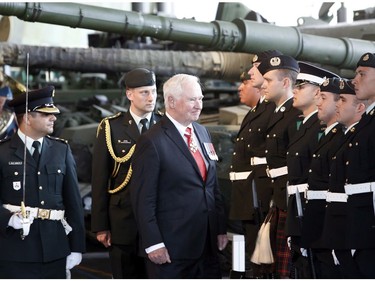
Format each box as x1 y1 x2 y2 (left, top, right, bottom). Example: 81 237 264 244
130 74 228 278
256 54 301 278
344 53 375 278
285 62 336 278
0 86 85 278
91 68 161 278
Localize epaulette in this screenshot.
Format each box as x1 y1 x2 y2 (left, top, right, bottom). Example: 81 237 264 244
97 112 122 136
0 137 11 144
46 135 68 144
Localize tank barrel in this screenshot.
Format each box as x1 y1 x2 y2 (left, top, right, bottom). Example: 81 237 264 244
0 2 375 70
0 42 252 81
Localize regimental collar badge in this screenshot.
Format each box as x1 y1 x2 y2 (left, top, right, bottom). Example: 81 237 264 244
280 106 286 112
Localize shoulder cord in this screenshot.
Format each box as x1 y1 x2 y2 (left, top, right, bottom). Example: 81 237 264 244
104 119 135 194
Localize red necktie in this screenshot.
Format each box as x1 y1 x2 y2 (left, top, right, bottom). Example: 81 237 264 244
184 127 207 181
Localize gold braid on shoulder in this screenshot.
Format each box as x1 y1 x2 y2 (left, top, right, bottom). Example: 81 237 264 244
103 118 136 194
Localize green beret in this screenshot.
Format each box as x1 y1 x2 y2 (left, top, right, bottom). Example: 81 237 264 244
119 68 156 89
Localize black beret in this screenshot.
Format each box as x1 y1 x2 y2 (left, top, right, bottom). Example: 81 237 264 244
339 78 356 95
257 55 299 75
356 52 375 68
119 68 156 89
252 50 283 64
8 85 60 114
295 62 339 86
240 71 251 81
320 77 341 94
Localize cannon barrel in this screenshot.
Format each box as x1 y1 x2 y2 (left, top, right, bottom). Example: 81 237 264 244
0 42 252 81
0 2 375 71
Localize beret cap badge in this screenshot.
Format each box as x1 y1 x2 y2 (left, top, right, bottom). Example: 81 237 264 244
270 57 281 66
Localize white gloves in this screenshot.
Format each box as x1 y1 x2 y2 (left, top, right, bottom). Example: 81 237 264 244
66 252 82 270
300 248 308 257
8 213 34 229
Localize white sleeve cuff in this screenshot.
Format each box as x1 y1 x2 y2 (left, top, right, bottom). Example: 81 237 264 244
145 243 165 254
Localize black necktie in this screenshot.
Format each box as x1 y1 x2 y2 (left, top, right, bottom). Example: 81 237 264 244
140 118 148 134
32 141 41 164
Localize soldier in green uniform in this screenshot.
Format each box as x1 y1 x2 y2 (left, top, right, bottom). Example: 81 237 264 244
0 85 85 278
91 68 161 278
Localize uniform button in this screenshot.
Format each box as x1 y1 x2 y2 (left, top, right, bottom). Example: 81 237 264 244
265 150 268 153
349 143 352 147
236 138 239 141
329 173 331 177
346 161 349 165
39 186 43 190
14 172 18 175
233 152 236 155
332 156 336 160
287 152 289 155
313 154 316 158
230 165 233 169
57 169 61 173
37 171 41 175
271 180 274 183
267 135 269 138
258 128 261 132
247 144 250 148
309 169 312 173
122 150 125 153
295 152 299 156
41 201 45 205
118 140 121 143
240 137 244 140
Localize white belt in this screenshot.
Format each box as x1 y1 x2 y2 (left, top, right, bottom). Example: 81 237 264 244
306 190 327 200
344 182 375 195
287 183 308 196
344 182 375 215
326 192 348 203
250 157 267 166
4 204 65 220
229 171 252 181
266 166 288 178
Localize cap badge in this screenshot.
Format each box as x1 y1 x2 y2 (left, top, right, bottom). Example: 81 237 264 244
363 54 370 61
252 55 258 63
270 57 281 66
339 80 345 89
322 79 329 87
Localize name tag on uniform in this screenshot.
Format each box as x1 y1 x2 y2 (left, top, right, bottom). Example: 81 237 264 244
117 139 131 144
203 143 219 161
8 161 22 165
13 181 21 191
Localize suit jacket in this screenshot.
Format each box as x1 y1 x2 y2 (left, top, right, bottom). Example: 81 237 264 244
285 112 324 236
0 134 85 262
265 98 301 210
91 111 161 245
301 123 343 248
344 109 375 249
130 116 227 259
229 99 275 220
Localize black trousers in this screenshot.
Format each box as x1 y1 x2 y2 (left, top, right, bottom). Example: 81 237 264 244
109 243 146 278
0 258 66 278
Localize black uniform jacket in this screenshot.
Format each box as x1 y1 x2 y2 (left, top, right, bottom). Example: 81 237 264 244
285 112 324 236
301 123 343 248
130 116 227 259
91 111 161 245
344 109 375 249
229 99 275 220
0 134 85 262
319 125 359 249
265 98 301 210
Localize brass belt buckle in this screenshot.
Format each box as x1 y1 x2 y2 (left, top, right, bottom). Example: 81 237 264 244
38 209 50 220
